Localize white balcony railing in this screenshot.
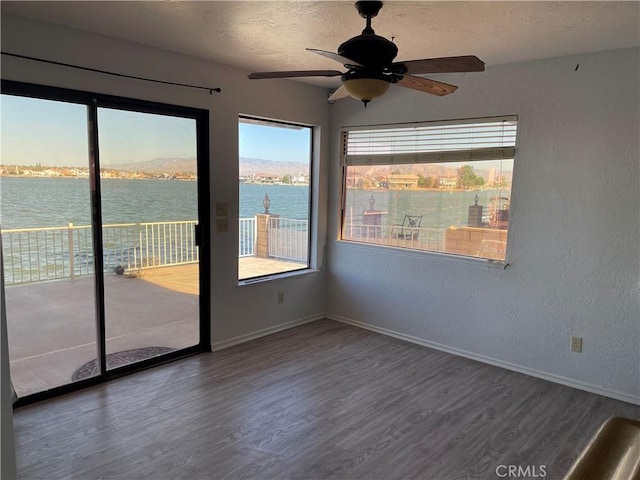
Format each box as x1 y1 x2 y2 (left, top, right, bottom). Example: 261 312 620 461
239 217 256 257
268 217 308 262
2 217 312 285
2 221 199 285
342 223 445 252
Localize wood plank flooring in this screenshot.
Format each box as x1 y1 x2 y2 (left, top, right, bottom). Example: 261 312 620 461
13 319 639 479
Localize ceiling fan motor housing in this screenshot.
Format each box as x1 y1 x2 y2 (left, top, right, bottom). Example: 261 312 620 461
338 34 398 68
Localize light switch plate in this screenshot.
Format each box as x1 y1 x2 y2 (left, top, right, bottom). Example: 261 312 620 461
216 218 229 233
216 202 228 217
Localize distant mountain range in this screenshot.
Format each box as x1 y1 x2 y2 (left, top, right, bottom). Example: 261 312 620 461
104 156 510 182
358 164 512 182
104 157 197 174
239 157 308 176
105 157 308 176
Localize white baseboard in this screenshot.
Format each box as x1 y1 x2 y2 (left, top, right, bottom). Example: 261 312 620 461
327 313 640 406
211 314 324 351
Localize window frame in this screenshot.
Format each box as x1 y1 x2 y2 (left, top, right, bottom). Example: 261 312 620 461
237 115 315 283
339 115 517 266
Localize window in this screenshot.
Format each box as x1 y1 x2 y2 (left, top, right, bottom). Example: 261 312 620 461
341 116 517 262
238 117 312 280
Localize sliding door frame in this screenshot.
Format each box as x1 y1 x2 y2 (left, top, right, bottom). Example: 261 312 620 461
2 80 211 407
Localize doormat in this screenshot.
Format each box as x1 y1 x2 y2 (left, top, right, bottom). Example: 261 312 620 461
72 346 177 381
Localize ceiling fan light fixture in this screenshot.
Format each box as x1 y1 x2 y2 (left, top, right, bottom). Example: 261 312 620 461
342 77 390 106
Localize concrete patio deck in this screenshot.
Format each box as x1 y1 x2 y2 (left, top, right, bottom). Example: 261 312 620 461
5 256 306 397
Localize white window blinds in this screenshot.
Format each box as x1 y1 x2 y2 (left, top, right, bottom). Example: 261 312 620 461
341 116 517 166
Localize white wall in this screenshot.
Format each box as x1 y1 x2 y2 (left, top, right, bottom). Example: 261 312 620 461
327 48 640 404
0 15 331 348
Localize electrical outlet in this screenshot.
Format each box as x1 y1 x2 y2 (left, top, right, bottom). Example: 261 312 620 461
277 292 284 304
571 336 583 353
215 202 228 217
216 218 229 233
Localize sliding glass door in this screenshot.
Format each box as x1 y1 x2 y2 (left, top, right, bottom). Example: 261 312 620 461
1 81 209 401
97 107 200 371
1 95 100 396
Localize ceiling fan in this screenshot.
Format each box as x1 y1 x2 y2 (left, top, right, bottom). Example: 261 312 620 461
248 1 485 107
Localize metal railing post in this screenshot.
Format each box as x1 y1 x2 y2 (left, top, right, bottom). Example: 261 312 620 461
138 222 142 269
68 223 75 280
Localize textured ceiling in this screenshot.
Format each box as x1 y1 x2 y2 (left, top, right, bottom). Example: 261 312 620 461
2 1 639 88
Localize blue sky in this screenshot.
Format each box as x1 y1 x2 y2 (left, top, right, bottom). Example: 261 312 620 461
1 96 89 167
98 108 196 165
2 95 311 167
238 121 311 164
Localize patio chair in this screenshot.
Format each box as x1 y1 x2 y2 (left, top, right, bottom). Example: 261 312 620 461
391 215 422 240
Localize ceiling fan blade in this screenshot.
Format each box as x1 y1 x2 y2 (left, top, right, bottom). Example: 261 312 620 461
395 56 485 75
397 75 458 96
328 85 349 102
248 70 343 79
306 48 363 68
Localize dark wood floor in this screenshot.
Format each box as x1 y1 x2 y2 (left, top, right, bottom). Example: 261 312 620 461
13 319 639 479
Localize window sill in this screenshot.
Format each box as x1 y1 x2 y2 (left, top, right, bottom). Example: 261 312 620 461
336 239 508 269
238 267 319 286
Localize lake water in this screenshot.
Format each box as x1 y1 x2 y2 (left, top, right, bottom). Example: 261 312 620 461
0 177 310 229
0 177 508 230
